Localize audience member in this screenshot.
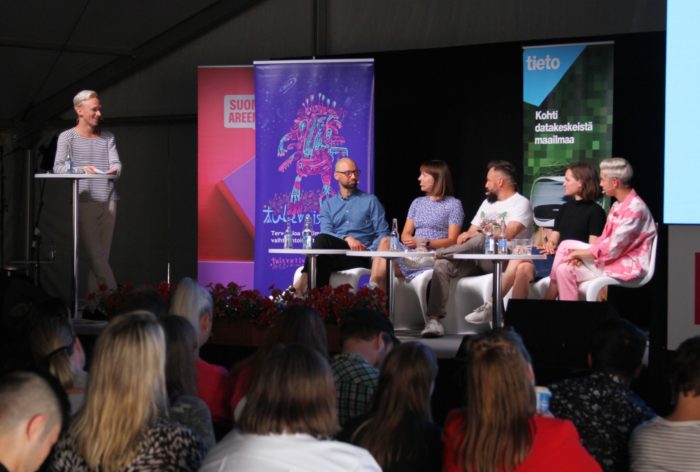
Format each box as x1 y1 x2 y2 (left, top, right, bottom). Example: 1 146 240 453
115 286 167 317
170 277 232 426
424 161 533 336
29 315 88 415
549 157 656 300
548 318 655 471
0 371 65 472
1 298 68 374
331 309 395 427
49 312 205 471
200 344 380 471
442 329 601 472
159 315 216 451
367 159 464 292
339 342 441 472
629 335 700 472
229 304 328 420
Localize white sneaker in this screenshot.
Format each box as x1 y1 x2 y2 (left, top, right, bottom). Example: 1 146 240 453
465 301 493 324
421 319 445 338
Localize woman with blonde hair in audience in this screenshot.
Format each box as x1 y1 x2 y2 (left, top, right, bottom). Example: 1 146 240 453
50 311 205 471
159 314 216 451
340 341 441 471
170 277 232 426
200 344 380 472
30 314 87 415
442 329 601 472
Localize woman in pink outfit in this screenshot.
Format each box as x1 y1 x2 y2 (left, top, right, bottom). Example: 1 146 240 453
548 157 656 301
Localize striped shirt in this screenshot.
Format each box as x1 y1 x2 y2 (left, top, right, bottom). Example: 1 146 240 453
53 128 122 202
629 416 700 471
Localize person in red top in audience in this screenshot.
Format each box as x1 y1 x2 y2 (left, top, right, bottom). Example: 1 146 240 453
171 277 231 427
442 329 601 472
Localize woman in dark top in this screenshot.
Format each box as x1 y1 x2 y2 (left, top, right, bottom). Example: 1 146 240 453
159 315 216 451
511 162 606 299
339 342 441 472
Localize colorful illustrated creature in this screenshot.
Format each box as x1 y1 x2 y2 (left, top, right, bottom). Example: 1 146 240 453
277 93 349 215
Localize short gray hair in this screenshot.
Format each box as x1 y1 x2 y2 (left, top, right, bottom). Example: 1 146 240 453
73 90 98 108
600 157 633 186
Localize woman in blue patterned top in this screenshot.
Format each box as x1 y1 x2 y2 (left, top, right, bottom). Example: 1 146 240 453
369 160 464 291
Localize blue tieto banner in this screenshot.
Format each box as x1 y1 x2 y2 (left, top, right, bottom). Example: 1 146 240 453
253 59 375 291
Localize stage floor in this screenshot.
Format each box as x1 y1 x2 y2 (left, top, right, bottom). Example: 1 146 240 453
395 328 482 359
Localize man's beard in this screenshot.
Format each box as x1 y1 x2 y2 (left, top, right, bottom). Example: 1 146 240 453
342 181 358 191
486 191 498 203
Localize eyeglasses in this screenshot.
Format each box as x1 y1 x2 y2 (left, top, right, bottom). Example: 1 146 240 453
335 169 360 177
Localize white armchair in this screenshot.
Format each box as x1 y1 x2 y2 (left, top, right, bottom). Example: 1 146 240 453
444 273 493 333
292 266 371 291
392 269 433 330
529 230 659 301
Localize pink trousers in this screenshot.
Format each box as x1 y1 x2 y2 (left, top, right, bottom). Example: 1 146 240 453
550 240 599 301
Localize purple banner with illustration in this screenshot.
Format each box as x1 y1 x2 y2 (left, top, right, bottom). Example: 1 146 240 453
254 59 375 291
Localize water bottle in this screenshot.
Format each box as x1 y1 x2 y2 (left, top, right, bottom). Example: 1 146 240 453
390 218 399 251
302 214 313 249
484 229 495 255
497 217 508 254
283 221 294 249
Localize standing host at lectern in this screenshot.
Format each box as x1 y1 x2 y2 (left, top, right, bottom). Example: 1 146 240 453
53 90 122 293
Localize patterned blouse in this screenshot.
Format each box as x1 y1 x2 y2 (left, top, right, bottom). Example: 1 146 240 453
548 371 656 472
49 417 205 471
400 196 464 280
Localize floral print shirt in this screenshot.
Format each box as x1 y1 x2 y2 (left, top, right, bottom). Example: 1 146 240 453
548 372 656 472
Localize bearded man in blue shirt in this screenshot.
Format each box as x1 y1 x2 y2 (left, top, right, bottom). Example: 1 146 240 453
292 157 390 294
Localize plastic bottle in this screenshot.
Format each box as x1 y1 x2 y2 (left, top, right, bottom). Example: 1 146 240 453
484 229 495 255
498 216 508 254
283 221 294 249
302 214 314 249
390 218 400 251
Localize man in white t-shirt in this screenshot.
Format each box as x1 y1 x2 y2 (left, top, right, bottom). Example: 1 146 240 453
421 161 533 337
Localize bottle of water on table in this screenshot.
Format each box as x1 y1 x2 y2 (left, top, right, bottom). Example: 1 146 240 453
390 218 400 251
484 223 495 255
497 217 508 254
283 221 294 249
302 214 314 249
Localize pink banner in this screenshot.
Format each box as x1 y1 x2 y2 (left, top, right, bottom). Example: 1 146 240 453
197 66 255 288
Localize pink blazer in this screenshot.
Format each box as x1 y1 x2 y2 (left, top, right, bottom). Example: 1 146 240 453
589 189 656 281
